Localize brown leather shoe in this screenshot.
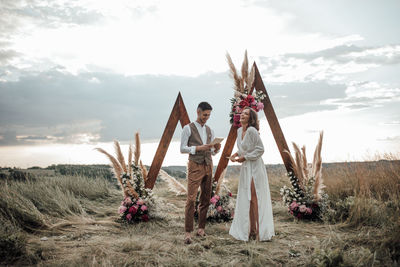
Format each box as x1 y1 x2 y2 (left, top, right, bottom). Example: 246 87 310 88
196 229 206 237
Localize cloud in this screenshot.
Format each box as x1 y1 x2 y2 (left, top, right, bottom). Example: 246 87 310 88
0 49 19 65
0 0 104 30
0 68 353 146
258 44 400 83
267 81 346 117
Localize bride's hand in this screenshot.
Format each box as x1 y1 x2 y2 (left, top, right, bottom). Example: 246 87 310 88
237 156 246 163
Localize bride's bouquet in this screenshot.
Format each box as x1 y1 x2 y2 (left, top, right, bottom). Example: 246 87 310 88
96 133 156 223
280 132 329 220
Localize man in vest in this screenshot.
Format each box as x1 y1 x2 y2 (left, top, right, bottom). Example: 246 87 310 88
180 102 221 244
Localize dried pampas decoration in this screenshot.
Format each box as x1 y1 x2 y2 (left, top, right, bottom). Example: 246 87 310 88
96 143 138 198
158 169 187 195
95 131 148 199
312 132 324 201
286 131 325 201
215 167 227 196
226 50 255 94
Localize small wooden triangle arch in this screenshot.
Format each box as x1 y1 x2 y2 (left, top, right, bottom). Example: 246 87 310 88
145 62 295 189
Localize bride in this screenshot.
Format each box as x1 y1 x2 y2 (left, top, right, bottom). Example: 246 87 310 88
229 107 275 241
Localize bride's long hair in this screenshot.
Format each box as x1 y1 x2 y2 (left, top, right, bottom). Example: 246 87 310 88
244 107 260 131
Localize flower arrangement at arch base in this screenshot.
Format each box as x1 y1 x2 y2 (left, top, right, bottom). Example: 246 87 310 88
280 132 329 221
194 170 235 223
96 133 156 224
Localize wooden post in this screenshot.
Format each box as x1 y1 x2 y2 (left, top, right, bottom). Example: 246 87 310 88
145 92 190 189
253 63 293 173
213 124 237 182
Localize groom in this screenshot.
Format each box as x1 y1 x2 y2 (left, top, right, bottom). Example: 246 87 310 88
180 102 221 244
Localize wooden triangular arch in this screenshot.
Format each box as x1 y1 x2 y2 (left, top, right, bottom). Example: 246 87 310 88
213 62 295 181
145 62 295 189
145 92 190 189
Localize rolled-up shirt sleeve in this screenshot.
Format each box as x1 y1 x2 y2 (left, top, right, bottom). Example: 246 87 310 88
180 125 196 154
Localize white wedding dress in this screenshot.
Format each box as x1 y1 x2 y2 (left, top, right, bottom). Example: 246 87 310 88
229 126 275 241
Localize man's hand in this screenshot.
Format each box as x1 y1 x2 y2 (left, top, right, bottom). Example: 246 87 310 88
196 144 213 152
213 143 221 151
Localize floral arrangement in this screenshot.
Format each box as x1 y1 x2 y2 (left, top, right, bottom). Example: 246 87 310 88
96 133 155 223
226 50 266 127
230 92 266 127
206 184 235 222
194 170 235 222
280 132 329 220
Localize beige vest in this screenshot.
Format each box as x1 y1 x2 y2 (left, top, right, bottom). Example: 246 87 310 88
188 122 212 165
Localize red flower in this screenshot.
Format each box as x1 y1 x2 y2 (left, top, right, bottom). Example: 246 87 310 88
228 192 232 197
141 214 149 222
239 100 249 108
246 95 255 103
129 206 137 215
233 114 241 122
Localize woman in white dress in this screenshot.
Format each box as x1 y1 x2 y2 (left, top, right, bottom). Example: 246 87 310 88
229 107 275 241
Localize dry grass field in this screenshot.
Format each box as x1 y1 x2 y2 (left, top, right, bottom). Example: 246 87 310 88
1 156 399 266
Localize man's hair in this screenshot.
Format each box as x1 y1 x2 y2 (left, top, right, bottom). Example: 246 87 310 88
197 102 213 111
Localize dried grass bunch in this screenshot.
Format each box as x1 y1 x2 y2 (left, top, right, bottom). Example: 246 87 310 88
226 50 255 96
280 132 328 220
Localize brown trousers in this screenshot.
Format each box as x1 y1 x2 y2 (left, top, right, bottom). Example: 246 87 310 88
250 179 259 238
185 160 213 233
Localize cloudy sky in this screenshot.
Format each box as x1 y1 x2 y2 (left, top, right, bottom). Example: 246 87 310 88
1 0 399 167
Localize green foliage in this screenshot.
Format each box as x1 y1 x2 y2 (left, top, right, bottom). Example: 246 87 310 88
52 164 113 180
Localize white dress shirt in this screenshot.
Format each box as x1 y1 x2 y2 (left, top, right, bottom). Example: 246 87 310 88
180 121 217 155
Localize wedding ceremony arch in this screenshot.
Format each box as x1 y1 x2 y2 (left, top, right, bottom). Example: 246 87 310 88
144 62 295 189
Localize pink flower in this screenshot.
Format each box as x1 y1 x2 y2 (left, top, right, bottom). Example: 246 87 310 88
141 214 149 222
136 199 144 205
210 197 218 205
235 106 242 113
256 102 264 111
290 202 299 210
129 206 138 215
251 100 257 106
299 205 307 213
214 195 220 201
306 208 312 215
217 206 223 212
121 201 125 206
233 114 241 122
141 205 148 211
126 213 132 221
118 206 127 214
124 197 132 205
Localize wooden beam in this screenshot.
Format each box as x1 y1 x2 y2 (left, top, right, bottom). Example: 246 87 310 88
145 93 190 189
213 124 237 182
253 63 293 173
